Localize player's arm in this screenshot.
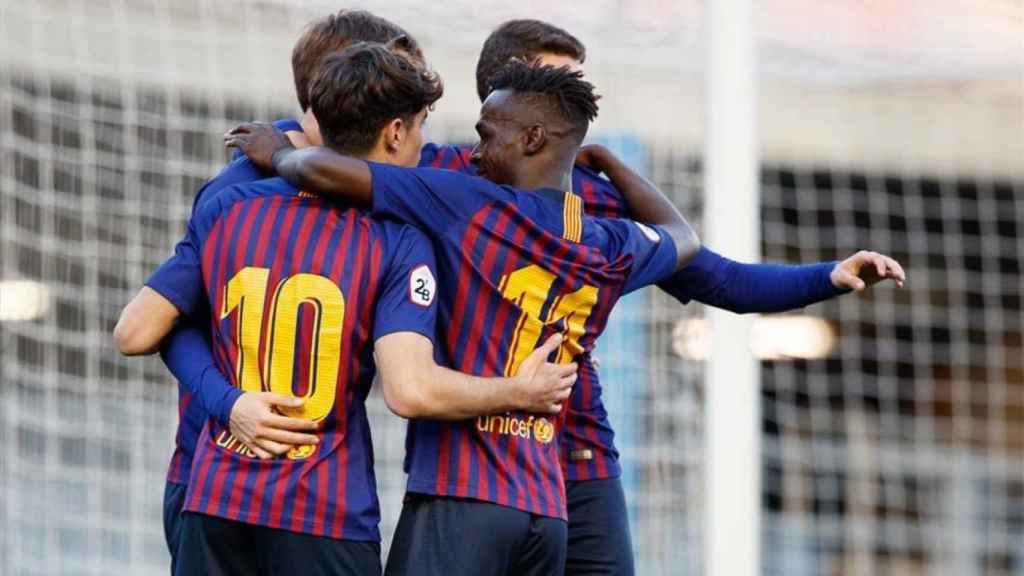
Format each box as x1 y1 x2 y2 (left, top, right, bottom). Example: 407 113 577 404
113 286 180 355
376 333 576 420
224 123 373 206
159 322 320 460
661 247 906 314
113 218 208 355
576 144 700 271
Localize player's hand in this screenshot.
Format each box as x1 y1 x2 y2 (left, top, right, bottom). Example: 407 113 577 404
224 122 294 172
831 250 906 291
229 392 320 459
574 144 612 173
510 334 578 414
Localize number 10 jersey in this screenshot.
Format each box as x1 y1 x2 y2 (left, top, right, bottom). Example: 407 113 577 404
163 176 438 541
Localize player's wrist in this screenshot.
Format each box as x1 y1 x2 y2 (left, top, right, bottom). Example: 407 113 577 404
270 145 296 173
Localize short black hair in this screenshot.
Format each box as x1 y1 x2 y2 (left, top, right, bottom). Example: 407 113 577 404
488 61 599 140
475 19 586 102
292 10 423 112
309 42 443 155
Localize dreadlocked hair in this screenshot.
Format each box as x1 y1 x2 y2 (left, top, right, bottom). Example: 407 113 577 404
488 61 600 137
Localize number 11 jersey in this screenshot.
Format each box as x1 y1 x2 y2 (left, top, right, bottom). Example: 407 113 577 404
367 163 678 519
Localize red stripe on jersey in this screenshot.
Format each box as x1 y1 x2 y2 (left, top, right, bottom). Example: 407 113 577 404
479 217 532 507
280 203 323 532
248 200 303 524
308 207 340 533
435 209 487 494
221 197 268 517
264 202 318 528
327 209 360 539
190 208 236 515
454 209 513 499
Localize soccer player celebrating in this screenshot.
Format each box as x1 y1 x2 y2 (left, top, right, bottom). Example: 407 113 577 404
227 61 701 574
117 44 578 575
113 10 430 569
419 19 906 576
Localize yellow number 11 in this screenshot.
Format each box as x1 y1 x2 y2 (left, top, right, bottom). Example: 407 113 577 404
221 266 345 423
499 264 598 376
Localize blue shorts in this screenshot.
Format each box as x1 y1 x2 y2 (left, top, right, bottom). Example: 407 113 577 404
163 481 187 572
565 477 635 575
174 511 381 576
385 494 567 576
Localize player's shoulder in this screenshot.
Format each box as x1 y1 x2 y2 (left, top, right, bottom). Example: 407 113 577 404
372 217 432 248
193 176 298 221
585 215 666 252
419 142 473 171
196 117 301 209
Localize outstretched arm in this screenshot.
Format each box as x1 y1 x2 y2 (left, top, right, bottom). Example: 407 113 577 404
576 144 700 271
375 333 577 420
225 123 372 206
662 247 906 314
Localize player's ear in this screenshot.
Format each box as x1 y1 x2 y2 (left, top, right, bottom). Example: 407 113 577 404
382 117 405 154
522 124 546 156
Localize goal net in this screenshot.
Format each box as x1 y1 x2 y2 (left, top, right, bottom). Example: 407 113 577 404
1 1 1021 575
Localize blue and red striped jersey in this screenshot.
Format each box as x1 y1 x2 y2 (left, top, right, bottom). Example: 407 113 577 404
148 118 302 485
368 162 676 519
418 143 633 483
158 176 438 541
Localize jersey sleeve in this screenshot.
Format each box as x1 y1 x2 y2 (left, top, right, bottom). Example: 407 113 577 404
160 321 242 425
602 219 679 294
367 162 507 232
372 224 439 343
145 219 206 318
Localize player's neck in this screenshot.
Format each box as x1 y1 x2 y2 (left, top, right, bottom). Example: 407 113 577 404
511 160 572 192
299 110 324 147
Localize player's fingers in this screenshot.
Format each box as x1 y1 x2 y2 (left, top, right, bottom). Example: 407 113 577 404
559 374 577 388
553 362 577 377
260 428 320 446
255 438 291 457
836 269 866 291
264 413 319 432
536 333 564 357
261 392 305 409
886 257 906 281
247 444 274 460
545 403 562 414
553 388 572 402
872 254 887 278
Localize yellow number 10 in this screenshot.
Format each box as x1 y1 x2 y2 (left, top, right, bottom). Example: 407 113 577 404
499 264 598 376
221 266 345 423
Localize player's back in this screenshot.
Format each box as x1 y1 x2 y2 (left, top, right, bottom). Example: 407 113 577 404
368 163 677 519
150 118 303 485
180 176 434 541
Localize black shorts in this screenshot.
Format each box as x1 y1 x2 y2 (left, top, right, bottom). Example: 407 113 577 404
163 481 188 573
565 477 635 575
174 511 381 576
385 494 567 576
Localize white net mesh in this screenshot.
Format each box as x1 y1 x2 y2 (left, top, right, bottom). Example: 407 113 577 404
2 1 1022 575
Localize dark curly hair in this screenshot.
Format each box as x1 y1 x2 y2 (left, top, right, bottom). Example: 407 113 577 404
309 42 443 154
475 19 586 103
488 61 599 140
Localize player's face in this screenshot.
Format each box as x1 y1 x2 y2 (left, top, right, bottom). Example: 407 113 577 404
470 91 524 186
396 109 428 168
